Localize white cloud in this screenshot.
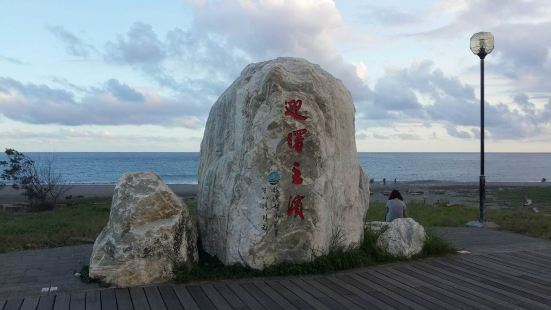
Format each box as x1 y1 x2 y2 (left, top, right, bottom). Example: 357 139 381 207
0 77 207 128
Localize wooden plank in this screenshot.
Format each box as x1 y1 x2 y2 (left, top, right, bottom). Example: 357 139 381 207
360 271 441 310
517 274 551 287
480 254 551 276
500 252 551 271
19 297 39 310
415 262 551 310
277 280 328 310
336 275 409 310
265 281 315 310
462 256 524 276
226 283 265 310
324 276 394 310
253 281 297 310
186 286 216 310
508 250 551 263
303 278 363 310
199 284 232 310
383 268 491 310
101 289 118 310
85 290 101 310
239 282 281 310
3 298 23 310
511 251 551 266
347 273 427 310
173 285 200 310
430 260 551 305
368 269 459 310
212 283 248 310
37 295 56 310
52 293 70 310
396 265 518 309
520 250 551 260
143 287 167 310
447 259 551 295
69 292 86 310
313 277 380 310
129 287 151 310
464 255 551 283
291 278 362 310
158 286 183 310
115 288 134 310
410 262 524 308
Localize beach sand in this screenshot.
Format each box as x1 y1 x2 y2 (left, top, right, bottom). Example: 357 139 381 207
1 181 549 207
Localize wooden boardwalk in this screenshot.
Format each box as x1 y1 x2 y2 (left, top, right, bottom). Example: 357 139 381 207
3 227 551 309
2 248 551 309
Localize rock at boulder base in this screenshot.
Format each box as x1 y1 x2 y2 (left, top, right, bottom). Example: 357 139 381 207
89 172 198 287
376 218 426 258
198 57 370 269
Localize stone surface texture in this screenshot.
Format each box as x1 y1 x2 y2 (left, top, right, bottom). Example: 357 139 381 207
197 57 370 269
375 218 426 258
89 172 198 287
365 221 388 233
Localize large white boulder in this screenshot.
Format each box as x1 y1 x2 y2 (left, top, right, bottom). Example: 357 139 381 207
375 218 426 258
89 172 198 287
198 57 370 269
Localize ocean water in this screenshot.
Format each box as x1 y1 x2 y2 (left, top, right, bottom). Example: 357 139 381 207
6 152 551 184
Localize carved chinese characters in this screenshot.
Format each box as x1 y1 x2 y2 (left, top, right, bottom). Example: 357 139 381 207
260 184 282 233
284 99 308 121
284 99 307 220
287 129 307 153
262 99 307 230
287 194 305 220
292 162 303 185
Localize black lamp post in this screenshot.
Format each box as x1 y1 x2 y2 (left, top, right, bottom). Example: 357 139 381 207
470 32 494 223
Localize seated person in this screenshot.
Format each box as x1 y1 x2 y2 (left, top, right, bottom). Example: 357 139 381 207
386 189 407 222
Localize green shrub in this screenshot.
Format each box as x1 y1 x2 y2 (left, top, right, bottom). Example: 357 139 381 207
173 228 455 283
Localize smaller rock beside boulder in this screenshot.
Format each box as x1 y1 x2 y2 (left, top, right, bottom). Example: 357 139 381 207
367 218 426 258
89 172 198 287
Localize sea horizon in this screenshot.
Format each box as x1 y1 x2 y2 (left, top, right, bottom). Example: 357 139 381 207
3 152 548 185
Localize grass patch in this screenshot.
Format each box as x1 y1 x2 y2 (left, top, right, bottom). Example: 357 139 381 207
0 198 112 253
174 229 455 283
367 199 551 241
367 201 478 227
422 230 458 256
490 186 551 207
489 207 551 240
0 197 199 253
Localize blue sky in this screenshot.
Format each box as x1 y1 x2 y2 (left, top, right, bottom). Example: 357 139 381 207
1 0 550 152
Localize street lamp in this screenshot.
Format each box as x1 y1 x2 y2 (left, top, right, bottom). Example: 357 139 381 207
470 32 494 223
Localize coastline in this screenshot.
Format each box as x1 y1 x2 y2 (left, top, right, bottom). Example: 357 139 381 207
0 181 548 204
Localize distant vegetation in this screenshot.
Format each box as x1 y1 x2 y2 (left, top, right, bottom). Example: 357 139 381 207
1 148 69 211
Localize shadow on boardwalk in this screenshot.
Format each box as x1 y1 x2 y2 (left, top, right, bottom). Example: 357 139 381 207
2 227 551 309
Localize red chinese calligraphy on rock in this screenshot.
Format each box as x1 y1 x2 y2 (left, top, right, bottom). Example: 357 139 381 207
287 129 307 153
284 100 308 121
287 195 305 220
292 162 303 185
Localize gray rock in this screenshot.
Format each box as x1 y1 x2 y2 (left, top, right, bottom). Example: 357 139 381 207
197 57 370 269
89 172 198 287
376 218 426 258
365 221 388 233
